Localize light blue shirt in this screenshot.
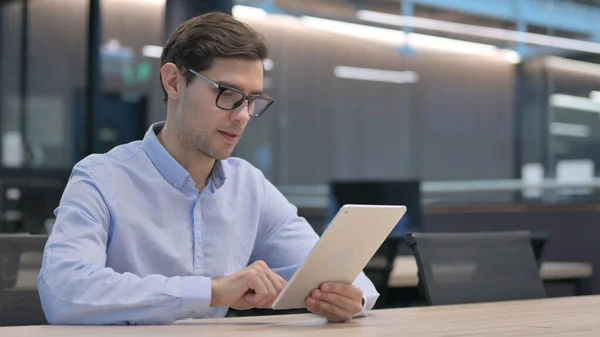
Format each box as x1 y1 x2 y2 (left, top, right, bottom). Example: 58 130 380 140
38 122 379 325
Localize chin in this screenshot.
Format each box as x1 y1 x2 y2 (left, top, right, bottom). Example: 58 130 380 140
196 142 235 160
211 149 235 161
214 154 232 161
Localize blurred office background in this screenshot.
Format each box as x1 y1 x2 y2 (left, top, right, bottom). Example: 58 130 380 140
2 0 600 313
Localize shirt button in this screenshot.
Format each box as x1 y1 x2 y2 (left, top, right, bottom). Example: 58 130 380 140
174 182 180 188
188 311 195 318
196 246 201 252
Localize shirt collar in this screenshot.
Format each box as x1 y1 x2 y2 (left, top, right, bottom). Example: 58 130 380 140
141 121 227 191
211 159 227 189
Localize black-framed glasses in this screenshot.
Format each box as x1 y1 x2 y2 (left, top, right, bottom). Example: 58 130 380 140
188 68 274 118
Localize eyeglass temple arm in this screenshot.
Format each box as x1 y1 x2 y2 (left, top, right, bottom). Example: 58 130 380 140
188 69 220 89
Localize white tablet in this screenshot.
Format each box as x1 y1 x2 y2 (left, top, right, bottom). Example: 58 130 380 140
271 204 407 310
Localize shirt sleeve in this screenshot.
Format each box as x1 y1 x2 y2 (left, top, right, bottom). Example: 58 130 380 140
249 172 380 316
37 164 212 325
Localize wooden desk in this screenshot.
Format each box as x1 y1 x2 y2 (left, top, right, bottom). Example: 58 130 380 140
389 256 593 294
2 295 600 336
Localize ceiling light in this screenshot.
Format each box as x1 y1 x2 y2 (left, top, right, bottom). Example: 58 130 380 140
232 5 268 19
545 57 600 77
301 16 518 63
550 122 590 138
407 33 497 56
142 45 163 58
301 16 406 46
497 49 522 64
550 94 600 113
357 10 600 54
334 66 419 84
263 58 274 71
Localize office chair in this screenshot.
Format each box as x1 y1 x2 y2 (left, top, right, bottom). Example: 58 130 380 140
0 234 49 326
363 236 403 308
406 231 546 306
530 231 549 267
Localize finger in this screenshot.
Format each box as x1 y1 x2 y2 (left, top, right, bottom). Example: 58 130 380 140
321 282 363 301
259 263 286 287
259 271 284 308
245 272 269 306
266 270 285 294
312 290 363 316
252 260 286 290
275 272 287 289
249 262 283 308
252 260 269 269
305 297 351 323
257 274 277 308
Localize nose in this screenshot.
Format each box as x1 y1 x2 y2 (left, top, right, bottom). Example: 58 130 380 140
231 100 251 123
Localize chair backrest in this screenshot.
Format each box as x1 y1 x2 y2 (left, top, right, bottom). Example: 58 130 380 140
363 236 403 308
406 231 546 306
0 234 49 326
530 231 549 267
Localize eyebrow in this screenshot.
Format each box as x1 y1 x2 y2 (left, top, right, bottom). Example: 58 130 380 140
216 81 264 96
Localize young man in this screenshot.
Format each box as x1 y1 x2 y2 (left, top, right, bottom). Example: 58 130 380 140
38 12 379 325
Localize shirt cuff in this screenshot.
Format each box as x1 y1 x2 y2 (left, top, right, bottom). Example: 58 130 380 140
356 290 381 318
179 276 212 320
355 296 368 318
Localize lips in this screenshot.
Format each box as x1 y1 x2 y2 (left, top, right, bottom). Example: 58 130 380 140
218 130 241 144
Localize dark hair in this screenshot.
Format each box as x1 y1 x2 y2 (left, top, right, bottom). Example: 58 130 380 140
160 12 268 103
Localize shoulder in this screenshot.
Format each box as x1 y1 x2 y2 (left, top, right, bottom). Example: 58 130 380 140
72 141 145 180
219 157 271 199
220 157 266 180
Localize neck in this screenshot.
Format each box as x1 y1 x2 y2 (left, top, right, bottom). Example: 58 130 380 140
157 121 215 190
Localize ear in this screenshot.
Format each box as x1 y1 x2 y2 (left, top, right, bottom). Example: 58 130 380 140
161 62 183 101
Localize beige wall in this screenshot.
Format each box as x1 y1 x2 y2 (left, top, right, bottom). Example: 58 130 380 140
236 16 516 185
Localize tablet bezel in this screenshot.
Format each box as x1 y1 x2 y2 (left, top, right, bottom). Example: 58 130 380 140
271 204 406 310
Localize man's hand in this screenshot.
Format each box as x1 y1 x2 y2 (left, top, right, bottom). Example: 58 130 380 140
210 260 287 310
305 282 364 322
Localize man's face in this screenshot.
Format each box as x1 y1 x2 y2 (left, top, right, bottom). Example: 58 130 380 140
174 58 264 160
